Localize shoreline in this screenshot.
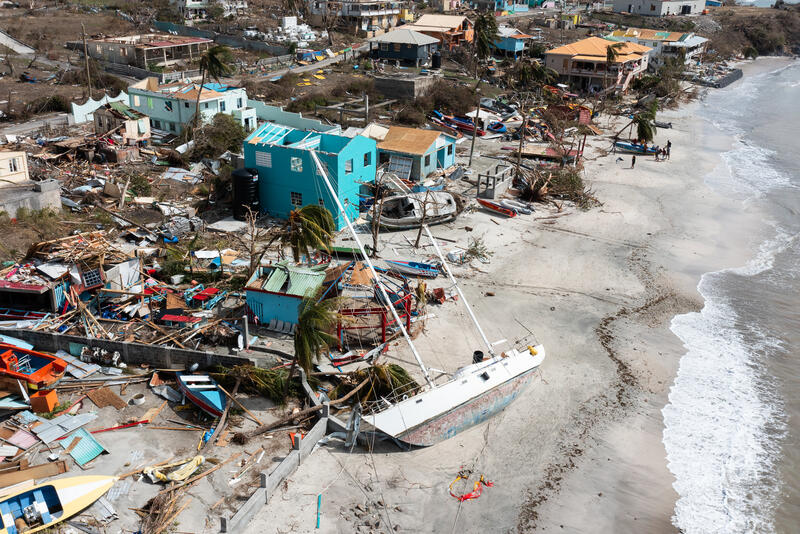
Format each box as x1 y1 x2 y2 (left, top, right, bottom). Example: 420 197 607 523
238 57 795 534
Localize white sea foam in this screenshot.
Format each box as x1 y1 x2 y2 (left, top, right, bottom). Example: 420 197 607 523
663 275 785 534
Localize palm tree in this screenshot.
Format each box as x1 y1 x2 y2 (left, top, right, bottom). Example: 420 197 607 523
604 41 625 92
283 294 340 396
473 13 500 62
280 204 336 263
615 101 658 144
192 45 233 128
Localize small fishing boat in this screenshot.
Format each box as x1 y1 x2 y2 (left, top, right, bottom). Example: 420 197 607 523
369 191 460 230
0 475 116 534
476 198 517 218
448 115 486 137
0 345 67 389
500 199 532 215
654 120 672 129
487 121 507 134
385 260 440 278
176 373 227 418
614 141 658 155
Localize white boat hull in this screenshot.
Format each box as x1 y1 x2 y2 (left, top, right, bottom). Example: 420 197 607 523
364 345 545 446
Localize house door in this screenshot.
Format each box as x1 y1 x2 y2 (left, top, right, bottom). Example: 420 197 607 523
437 148 446 168
680 4 692 13
628 4 633 11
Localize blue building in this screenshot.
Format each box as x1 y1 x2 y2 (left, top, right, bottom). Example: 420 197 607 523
243 123 377 229
493 26 532 59
377 126 458 182
368 29 439 65
473 0 528 12
245 261 326 327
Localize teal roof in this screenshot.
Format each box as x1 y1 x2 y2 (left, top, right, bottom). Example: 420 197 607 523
108 101 145 120
260 262 325 297
61 427 106 466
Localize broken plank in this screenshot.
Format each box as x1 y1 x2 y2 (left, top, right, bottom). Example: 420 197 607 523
0 460 67 487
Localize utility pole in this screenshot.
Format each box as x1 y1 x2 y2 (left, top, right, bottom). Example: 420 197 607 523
81 23 93 100
468 92 481 167
515 114 527 180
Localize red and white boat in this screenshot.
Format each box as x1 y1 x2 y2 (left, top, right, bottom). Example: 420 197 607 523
476 198 517 218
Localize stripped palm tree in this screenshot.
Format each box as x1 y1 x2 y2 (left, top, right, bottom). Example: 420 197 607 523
615 101 659 144
281 204 336 262
473 13 500 62
604 41 625 92
192 45 233 128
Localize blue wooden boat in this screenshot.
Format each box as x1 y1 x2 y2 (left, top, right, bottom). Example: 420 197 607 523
487 121 507 134
176 373 227 418
385 260 440 278
0 475 116 534
614 141 658 155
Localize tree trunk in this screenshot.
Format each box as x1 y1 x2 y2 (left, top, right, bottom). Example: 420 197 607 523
193 69 206 129
282 356 298 399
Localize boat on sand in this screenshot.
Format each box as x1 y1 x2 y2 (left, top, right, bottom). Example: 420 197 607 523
476 198 517 218
176 373 227 418
369 191 460 230
385 260 440 278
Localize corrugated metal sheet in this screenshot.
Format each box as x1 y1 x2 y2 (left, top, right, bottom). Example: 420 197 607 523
7 428 37 449
261 263 325 297
61 427 106 466
55 351 101 379
32 412 97 444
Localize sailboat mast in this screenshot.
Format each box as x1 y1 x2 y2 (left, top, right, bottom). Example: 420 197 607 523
310 151 434 387
423 225 496 357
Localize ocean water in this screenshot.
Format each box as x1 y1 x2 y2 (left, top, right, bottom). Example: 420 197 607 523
662 60 800 534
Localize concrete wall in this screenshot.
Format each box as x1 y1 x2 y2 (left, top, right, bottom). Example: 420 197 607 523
153 21 290 56
247 100 339 133
612 0 705 15
373 75 438 100
0 180 60 219
0 328 253 369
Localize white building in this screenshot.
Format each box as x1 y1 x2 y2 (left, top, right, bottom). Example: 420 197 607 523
612 0 705 16
608 28 709 68
171 0 248 20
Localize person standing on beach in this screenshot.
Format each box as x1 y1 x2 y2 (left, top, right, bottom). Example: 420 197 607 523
666 145 671 160
631 155 636 169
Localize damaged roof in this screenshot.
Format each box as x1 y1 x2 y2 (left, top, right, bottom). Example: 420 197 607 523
378 126 452 156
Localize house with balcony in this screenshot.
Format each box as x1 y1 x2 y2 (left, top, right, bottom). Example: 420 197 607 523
607 28 708 68
403 14 474 50
243 123 377 229
544 37 651 93
171 0 248 20
76 34 213 70
307 0 402 36
128 78 256 134
612 0 705 16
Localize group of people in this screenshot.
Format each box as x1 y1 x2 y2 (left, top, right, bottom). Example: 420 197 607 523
631 140 672 169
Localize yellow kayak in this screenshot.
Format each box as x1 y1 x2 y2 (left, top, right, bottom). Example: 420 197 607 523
0 475 116 534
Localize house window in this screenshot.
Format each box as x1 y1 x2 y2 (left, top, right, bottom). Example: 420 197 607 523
290 191 303 207
184 102 190 108
9 157 19 172
380 42 389 51
147 97 153 109
133 95 140 106
650 3 655 9
169 122 176 132
165 101 173 112
220 101 226 112
237 98 243 108
447 144 453 155
393 43 401 52
364 152 371 166
203 102 209 109
291 157 303 172
424 154 431 166
255 151 272 168
153 120 161 129
345 159 353 174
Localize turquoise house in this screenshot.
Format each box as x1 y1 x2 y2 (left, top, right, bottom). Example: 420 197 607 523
377 126 457 182
493 26 532 59
245 261 326 327
243 123 377 229
128 78 256 134
473 0 529 12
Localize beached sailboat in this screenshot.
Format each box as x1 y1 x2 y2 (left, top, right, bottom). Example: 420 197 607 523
385 260 440 278
0 475 116 534
0 345 67 389
370 191 460 230
476 198 517 218
310 151 545 447
176 374 227 418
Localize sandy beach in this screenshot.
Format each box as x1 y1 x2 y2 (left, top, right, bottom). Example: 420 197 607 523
236 58 793 534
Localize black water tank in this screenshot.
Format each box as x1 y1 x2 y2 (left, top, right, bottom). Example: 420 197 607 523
232 168 260 221
432 51 442 70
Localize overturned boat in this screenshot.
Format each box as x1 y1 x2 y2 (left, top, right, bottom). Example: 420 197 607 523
311 152 546 448
369 191 461 230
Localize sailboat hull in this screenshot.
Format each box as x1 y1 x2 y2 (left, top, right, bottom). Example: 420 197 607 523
365 345 545 447
397 367 535 447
